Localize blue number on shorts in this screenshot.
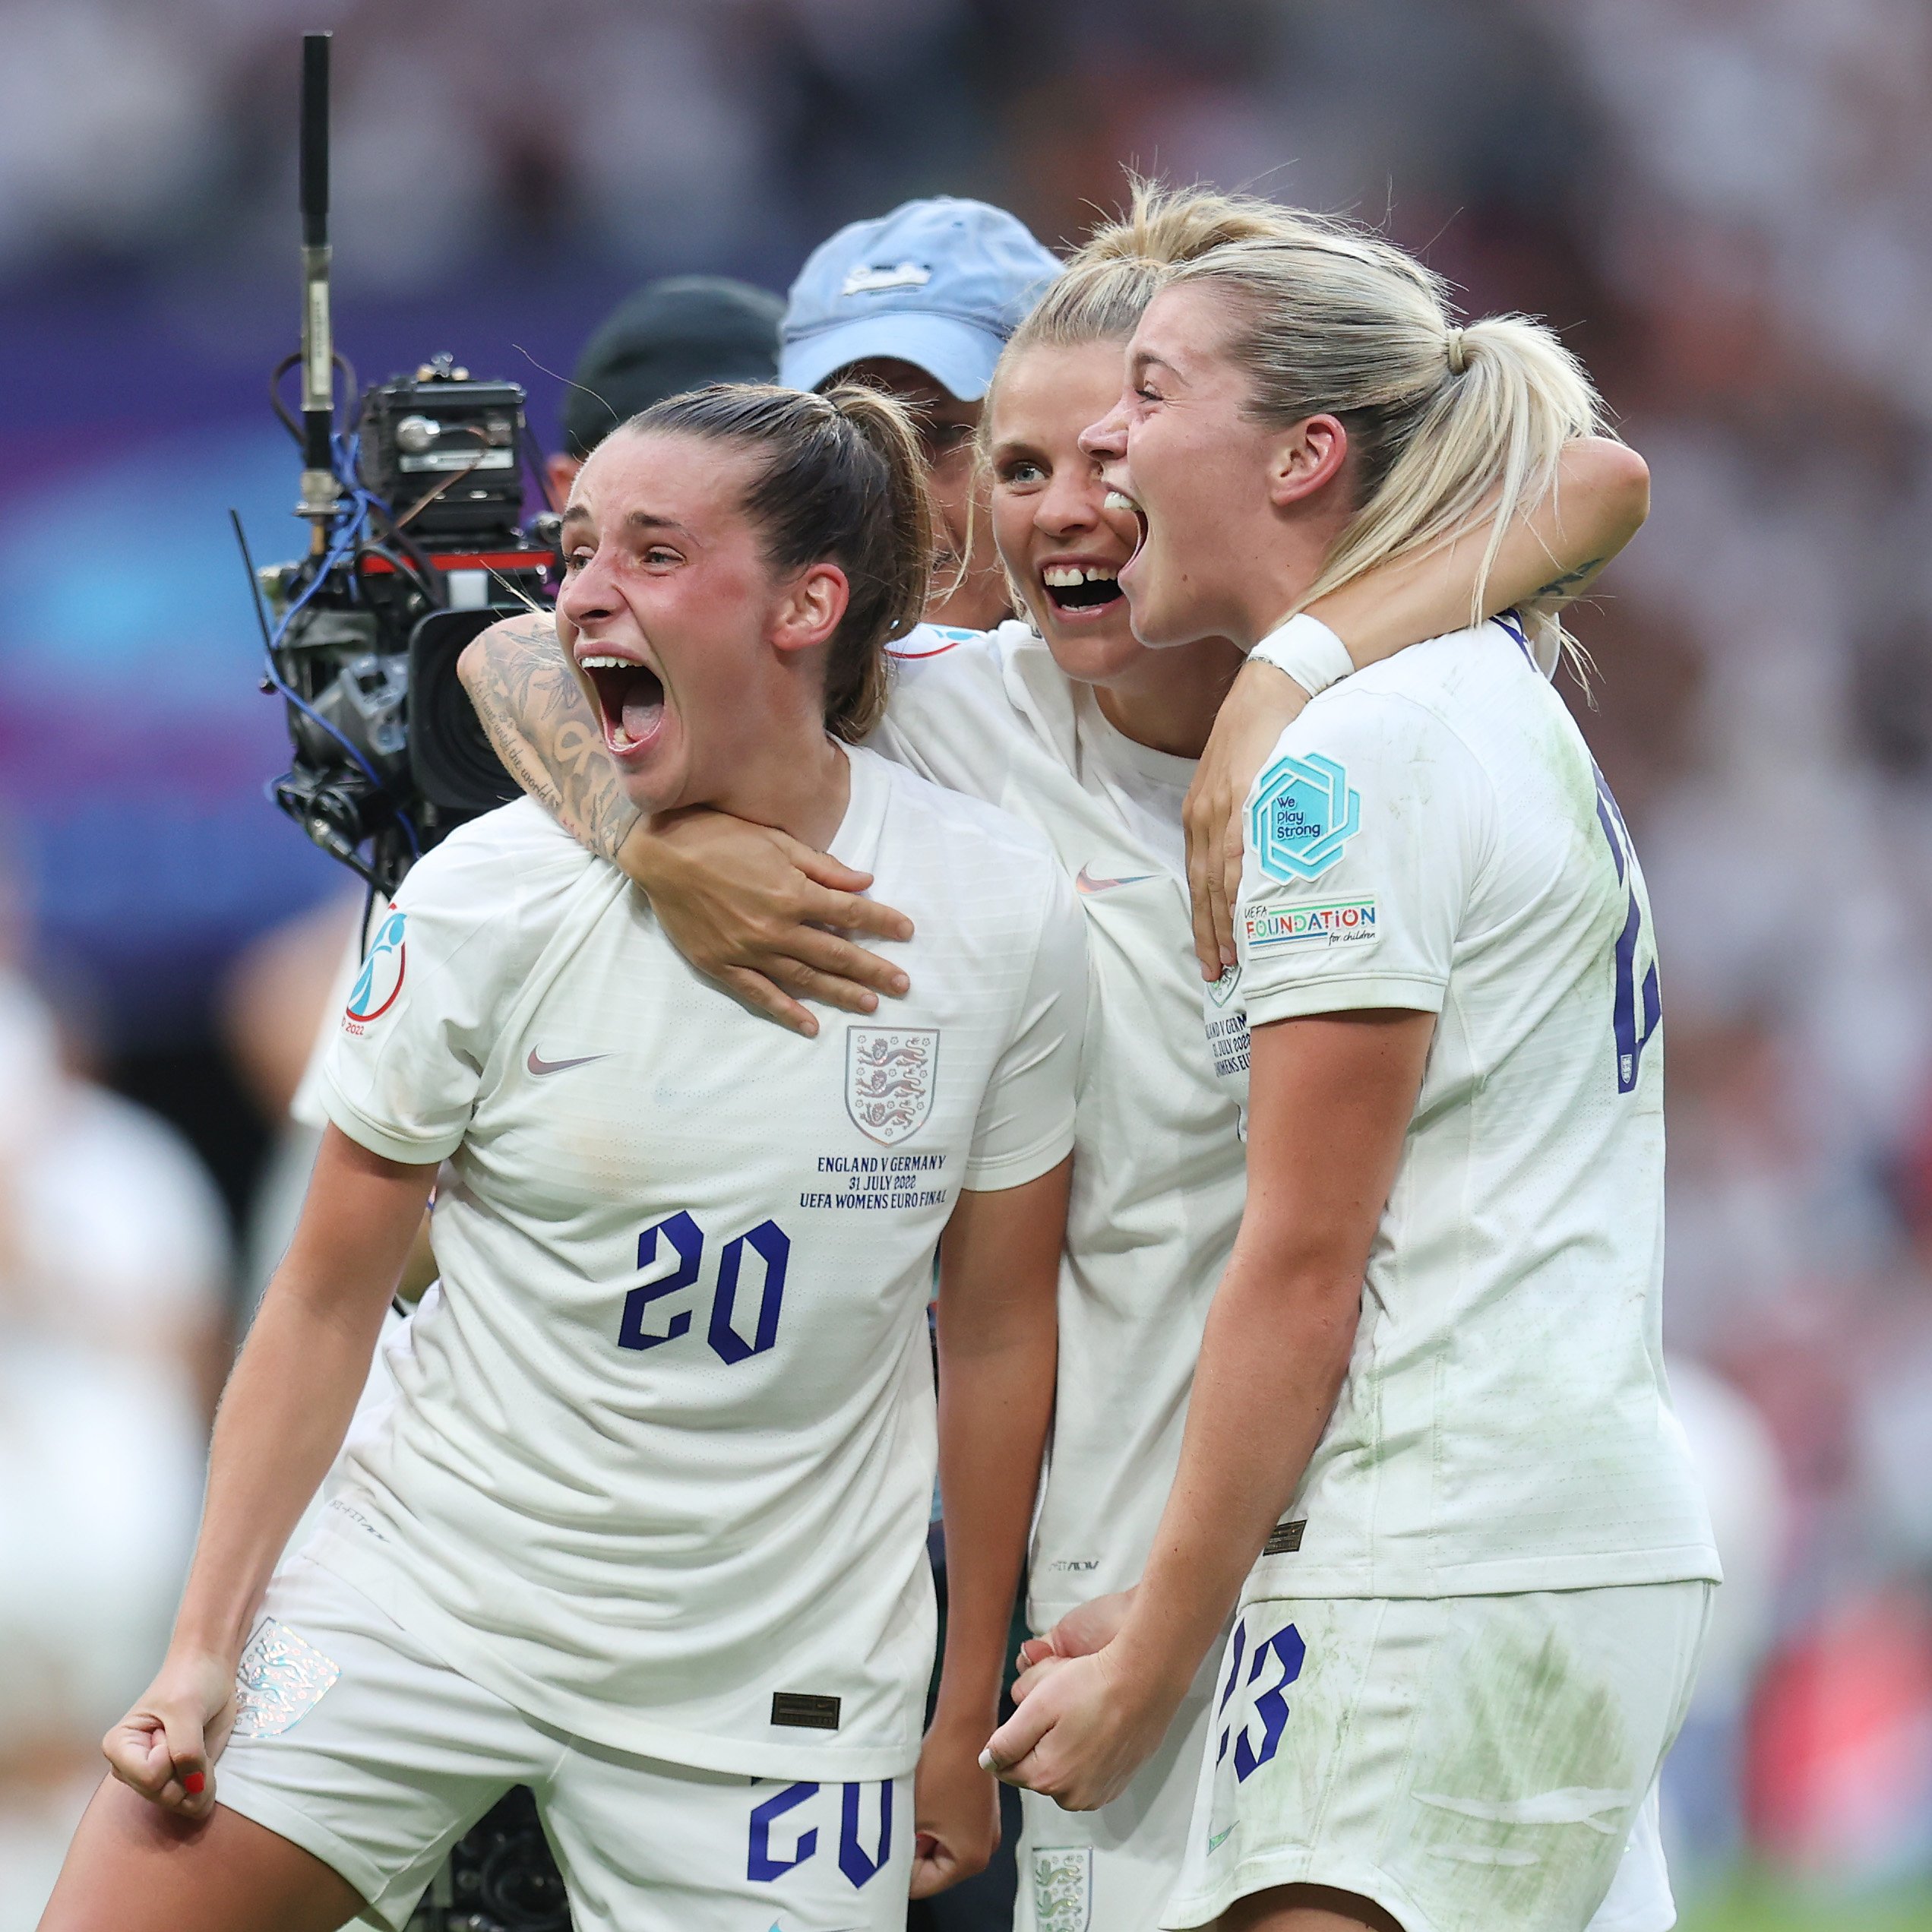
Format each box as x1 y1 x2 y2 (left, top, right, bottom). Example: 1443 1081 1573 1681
1592 766 1661 1094
748 1780 819 1881
709 1219 790 1365
618 1210 704 1351
838 1780 893 1888
1232 1625 1306 1783
1215 1619 1250 1764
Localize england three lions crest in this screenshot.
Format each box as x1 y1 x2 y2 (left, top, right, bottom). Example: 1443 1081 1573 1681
846 1026 939 1146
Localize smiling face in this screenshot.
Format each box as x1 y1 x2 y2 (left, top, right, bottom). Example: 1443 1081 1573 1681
1082 281 1292 649
557 428 818 817
985 340 1148 683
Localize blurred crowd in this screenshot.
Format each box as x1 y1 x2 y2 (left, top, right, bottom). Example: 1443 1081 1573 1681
5 0 1932 1920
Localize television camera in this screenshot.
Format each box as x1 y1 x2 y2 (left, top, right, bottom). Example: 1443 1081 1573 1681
253 30 556 905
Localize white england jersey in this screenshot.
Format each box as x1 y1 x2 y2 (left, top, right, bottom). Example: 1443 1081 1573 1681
871 625 1248 1619
1217 618 1719 1598
311 748 1085 1782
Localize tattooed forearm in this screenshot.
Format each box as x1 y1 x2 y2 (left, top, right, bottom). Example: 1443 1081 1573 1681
459 616 641 862
1532 555 1608 603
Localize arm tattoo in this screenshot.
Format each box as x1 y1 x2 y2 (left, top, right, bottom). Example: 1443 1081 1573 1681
1532 555 1608 603
463 616 641 862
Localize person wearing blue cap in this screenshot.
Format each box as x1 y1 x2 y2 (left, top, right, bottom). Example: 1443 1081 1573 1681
781 198 1062 630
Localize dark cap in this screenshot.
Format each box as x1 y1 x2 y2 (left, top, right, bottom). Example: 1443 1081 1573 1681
561 276 784 460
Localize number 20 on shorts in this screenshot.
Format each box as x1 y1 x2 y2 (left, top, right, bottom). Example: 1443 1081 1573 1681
618 1210 790 1362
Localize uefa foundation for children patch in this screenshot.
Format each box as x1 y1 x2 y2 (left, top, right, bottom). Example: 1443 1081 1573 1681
1250 751 1361 882
1242 897 1378 950
230 1617 342 1738
1032 1845 1092 1932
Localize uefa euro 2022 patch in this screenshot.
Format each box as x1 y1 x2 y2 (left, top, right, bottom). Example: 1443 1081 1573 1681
343 906 406 1035
1250 751 1361 883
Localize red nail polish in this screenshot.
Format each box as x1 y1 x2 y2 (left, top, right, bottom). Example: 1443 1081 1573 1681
183 1772 206 1795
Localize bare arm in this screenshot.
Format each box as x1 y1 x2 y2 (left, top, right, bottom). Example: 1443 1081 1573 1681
103 1128 434 1820
460 612 640 859
1315 434 1650 649
982 1011 1433 1810
458 618 913 1034
1183 437 1650 976
914 1157 1070 1896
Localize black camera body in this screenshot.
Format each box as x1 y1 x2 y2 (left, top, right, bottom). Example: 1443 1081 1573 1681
362 364 529 542
406 1787 572 1932
264 354 557 900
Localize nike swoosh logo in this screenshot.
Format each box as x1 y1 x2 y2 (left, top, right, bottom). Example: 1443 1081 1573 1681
1075 864 1156 896
526 1048 609 1077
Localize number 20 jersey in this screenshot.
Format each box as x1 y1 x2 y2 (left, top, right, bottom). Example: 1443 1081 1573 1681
312 748 1086 1782
1219 621 1719 1602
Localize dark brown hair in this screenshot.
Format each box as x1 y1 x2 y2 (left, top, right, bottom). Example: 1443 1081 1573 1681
623 381 932 740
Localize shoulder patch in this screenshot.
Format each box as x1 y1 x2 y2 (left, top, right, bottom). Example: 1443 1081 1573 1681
1250 752 1361 883
344 908 407 1029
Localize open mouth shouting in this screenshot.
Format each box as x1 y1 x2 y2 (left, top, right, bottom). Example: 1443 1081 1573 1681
1104 487 1148 545
1040 560 1126 620
577 648 667 758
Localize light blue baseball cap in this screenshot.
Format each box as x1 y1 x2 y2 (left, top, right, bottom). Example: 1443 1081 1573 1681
780 197 1062 402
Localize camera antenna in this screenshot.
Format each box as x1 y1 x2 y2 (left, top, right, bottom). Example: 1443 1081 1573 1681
296 30 340 550
228 508 276 656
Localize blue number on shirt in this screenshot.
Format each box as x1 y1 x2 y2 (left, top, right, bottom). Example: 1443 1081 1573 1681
617 1210 703 1351
617 1213 791 1363
709 1219 790 1365
747 1780 818 1880
1592 765 1662 1093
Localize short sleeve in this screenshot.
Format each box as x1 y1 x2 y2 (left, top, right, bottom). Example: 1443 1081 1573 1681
316 830 531 1167
867 625 1014 798
1235 690 1494 1027
962 862 1087 1191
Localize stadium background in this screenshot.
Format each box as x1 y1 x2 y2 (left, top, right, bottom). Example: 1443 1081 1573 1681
3 1 1931 1925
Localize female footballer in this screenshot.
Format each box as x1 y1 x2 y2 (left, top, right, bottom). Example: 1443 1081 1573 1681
983 222 1719 1932
457 184 1658 1932
40 384 1087 1932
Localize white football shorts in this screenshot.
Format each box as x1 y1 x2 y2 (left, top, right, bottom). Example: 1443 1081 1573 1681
1014 1644 1218 1932
213 1557 912 1931
1162 1580 1712 1932
1013 1602 1682 1932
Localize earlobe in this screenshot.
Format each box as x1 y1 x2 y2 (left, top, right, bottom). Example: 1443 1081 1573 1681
1269 415 1350 509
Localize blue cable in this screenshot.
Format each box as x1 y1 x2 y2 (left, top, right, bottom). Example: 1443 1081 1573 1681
260 429 421 857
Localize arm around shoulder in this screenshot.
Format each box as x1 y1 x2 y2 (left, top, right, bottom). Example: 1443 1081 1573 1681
458 612 641 860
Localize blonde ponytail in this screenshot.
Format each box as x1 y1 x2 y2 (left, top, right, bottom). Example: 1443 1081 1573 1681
1167 223 1607 640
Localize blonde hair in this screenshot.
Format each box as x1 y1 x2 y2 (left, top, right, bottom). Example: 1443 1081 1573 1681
977 179 1304 618
1165 218 1607 640
1004 178 1298 364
